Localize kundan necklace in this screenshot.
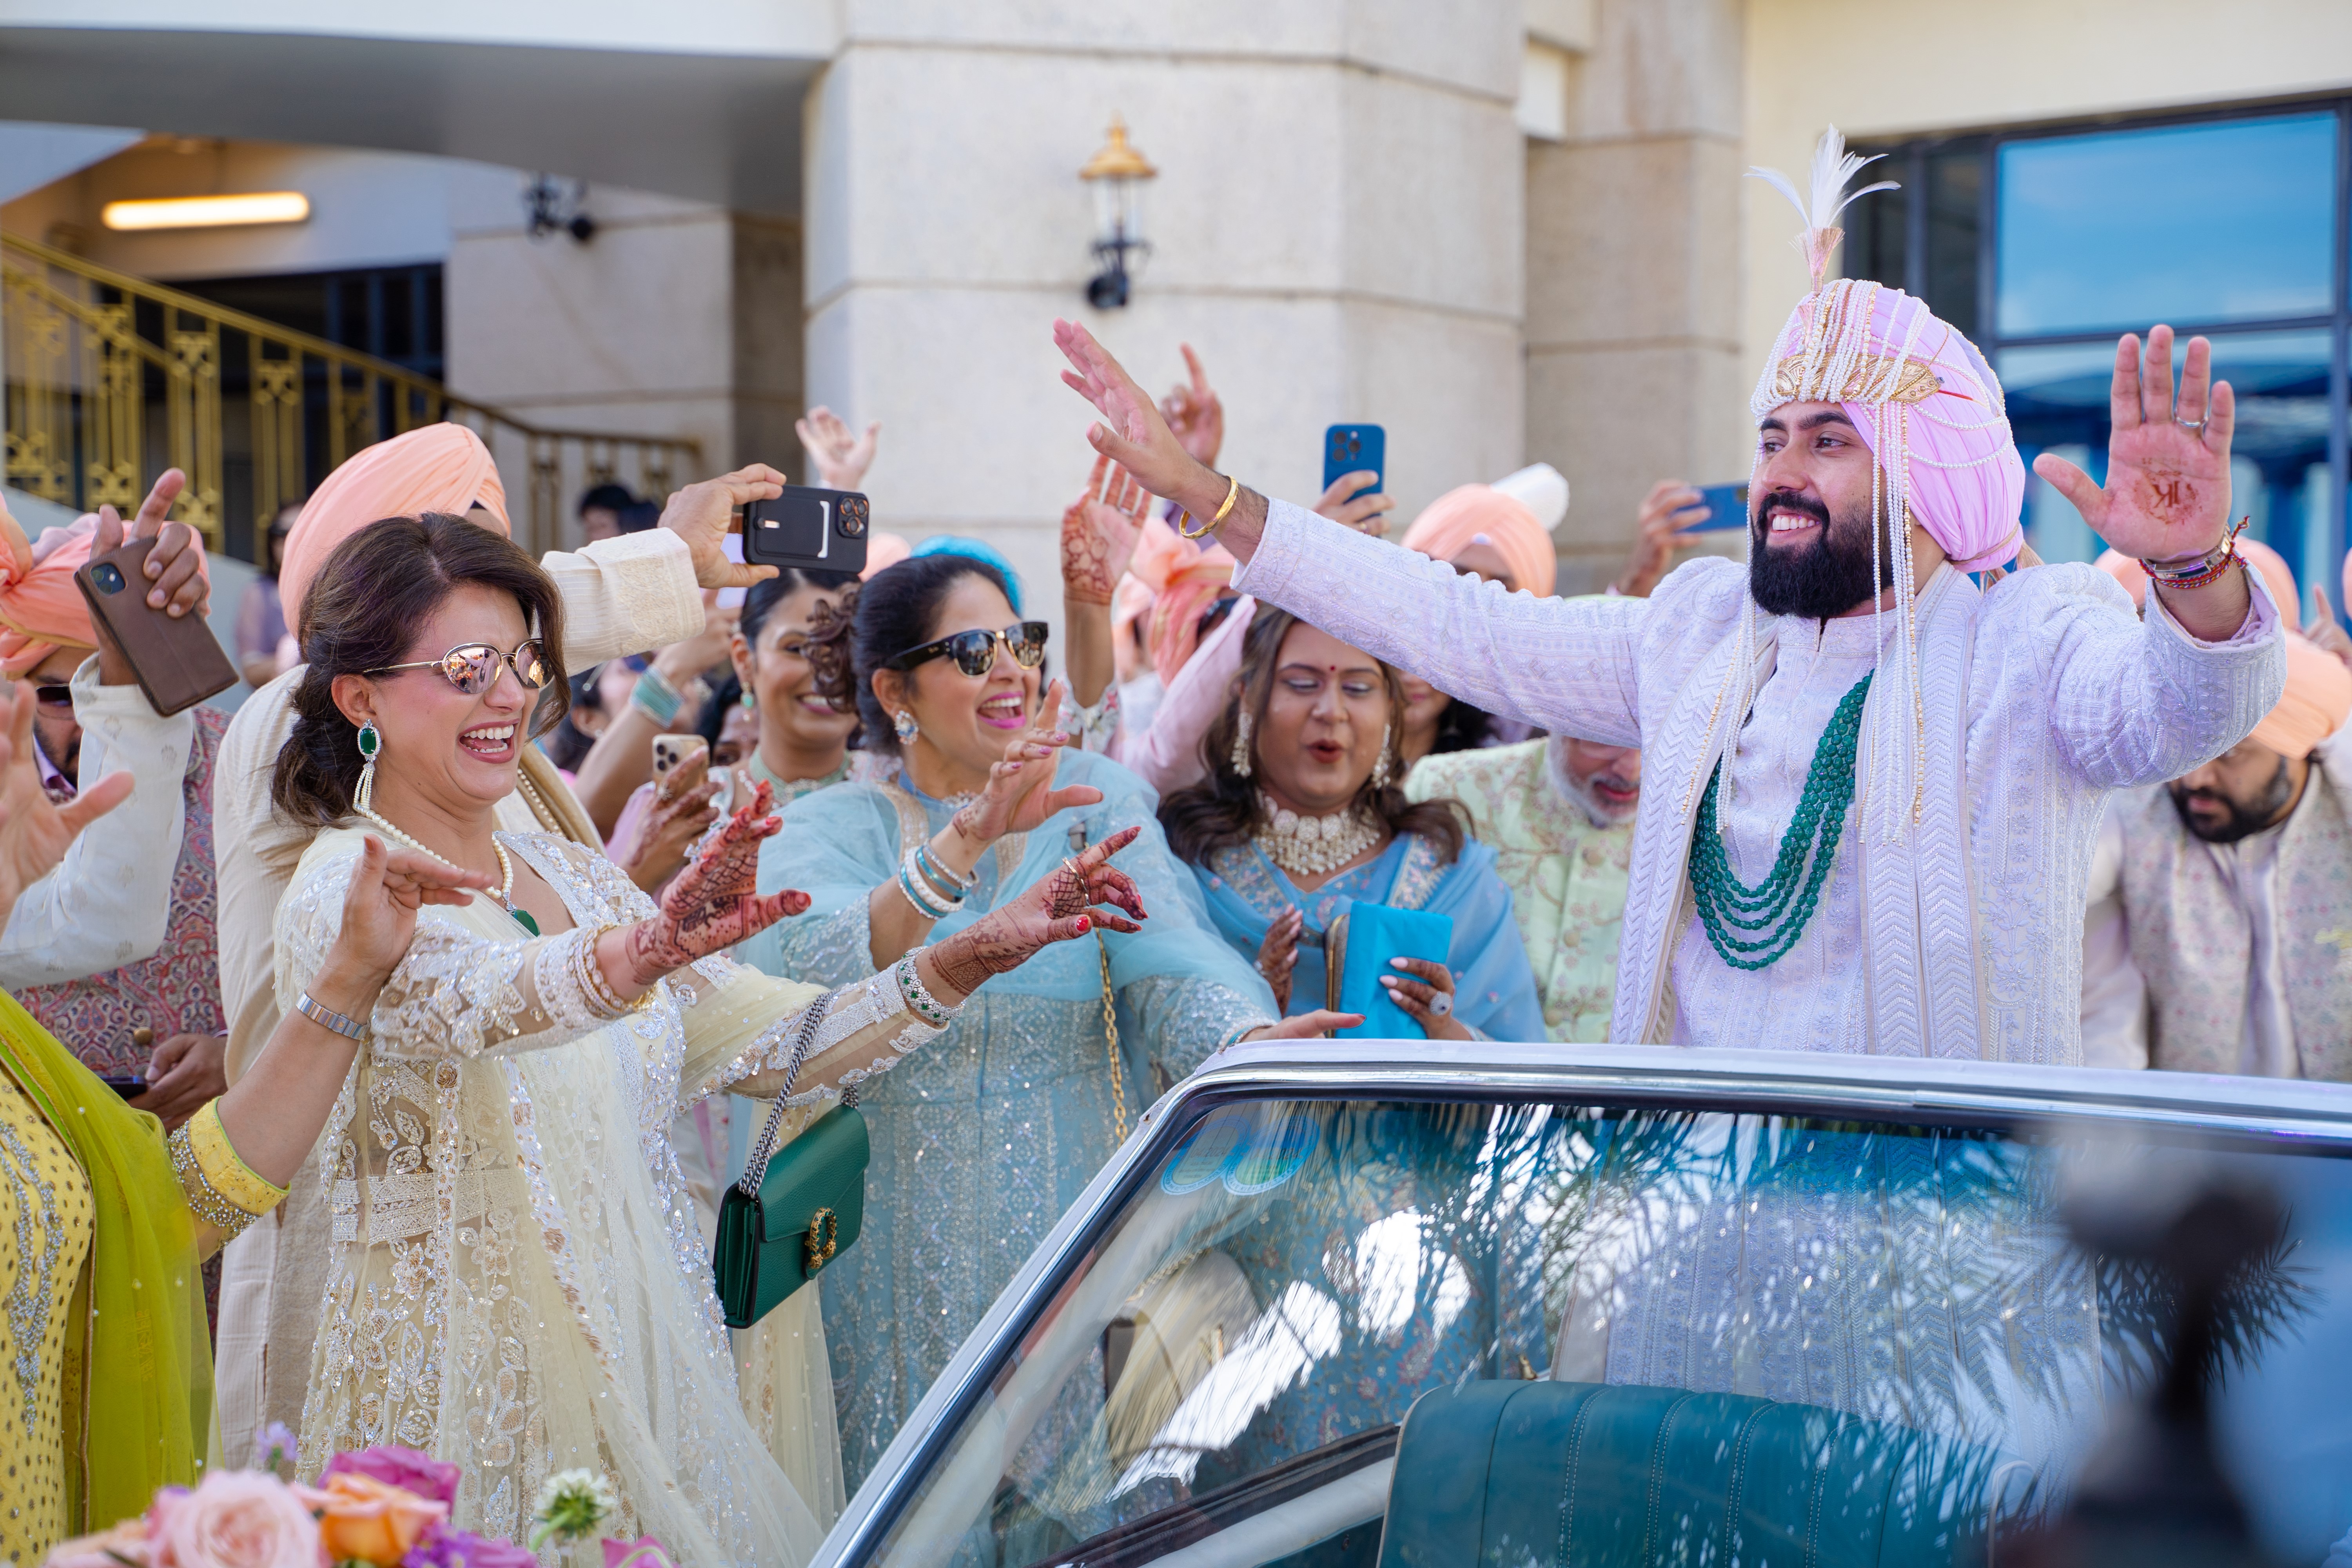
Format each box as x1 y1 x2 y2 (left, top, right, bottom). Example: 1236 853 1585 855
356 806 539 936
1687 671 1870 971
1254 791 1382 880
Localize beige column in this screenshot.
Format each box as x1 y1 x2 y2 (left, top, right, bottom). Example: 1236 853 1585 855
1524 0 1749 595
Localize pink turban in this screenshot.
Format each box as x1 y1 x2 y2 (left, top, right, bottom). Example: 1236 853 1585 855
2097 541 2298 622
1123 510 1235 686
1401 485 1558 597
2250 633 2352 760
280 424 508 630
1755 280 2025 573
0 510 100 678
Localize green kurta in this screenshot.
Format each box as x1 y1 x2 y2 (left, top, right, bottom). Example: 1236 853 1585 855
1405 740 1632 1043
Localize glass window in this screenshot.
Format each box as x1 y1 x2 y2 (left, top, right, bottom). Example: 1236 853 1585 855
859 1093 2352 1568
1996 114 2338 337
2003 330 2333 602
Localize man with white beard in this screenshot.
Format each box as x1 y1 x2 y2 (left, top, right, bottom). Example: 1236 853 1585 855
1052 131 2284 1062
1406 735 1639 1042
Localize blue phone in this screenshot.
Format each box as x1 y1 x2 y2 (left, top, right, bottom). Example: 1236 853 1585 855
1323 424 1385 502
1692 482 1750 532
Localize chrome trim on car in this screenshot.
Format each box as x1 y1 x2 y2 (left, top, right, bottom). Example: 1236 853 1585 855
812 1040 2352 1567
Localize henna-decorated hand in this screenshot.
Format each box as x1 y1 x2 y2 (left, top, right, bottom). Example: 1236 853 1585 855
925 825 1148 999
1061 454 1150 606
947 679 1106 846
1254 906 1303 1013
615 779 811 987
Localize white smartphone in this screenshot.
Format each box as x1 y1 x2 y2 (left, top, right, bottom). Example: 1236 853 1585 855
651 733 708 780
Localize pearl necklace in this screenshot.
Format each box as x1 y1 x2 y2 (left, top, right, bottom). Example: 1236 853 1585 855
356 808 538 935
1253 791 1382 879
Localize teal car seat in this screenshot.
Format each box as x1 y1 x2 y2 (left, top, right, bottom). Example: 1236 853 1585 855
1376 1380 2000 1568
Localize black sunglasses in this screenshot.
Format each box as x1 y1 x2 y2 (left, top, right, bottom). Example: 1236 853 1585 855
367 639 552 696
33 685 73 709
884 621 1049 677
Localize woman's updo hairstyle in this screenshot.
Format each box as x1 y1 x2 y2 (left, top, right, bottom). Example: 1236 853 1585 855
271 512 569 827
806 554 1016 755
1158 606 1465 868
739 564 859 646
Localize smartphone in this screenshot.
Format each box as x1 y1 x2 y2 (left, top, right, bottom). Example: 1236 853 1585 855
742 485 869 574
73 537 239 715
1692 482 1751 532
98 1073 146 1100
1322 424 1386 502
651 733 709 779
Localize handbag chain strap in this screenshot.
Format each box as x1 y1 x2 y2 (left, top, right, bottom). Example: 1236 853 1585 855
738 990 835 1198
1072 820 1130 1144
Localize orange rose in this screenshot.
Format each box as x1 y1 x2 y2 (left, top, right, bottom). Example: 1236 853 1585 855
293 1472 448 1566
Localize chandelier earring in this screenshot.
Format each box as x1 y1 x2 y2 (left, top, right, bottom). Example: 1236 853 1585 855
894 709 920 744
354 720 382 815
1370 722 1393 792
1229 710 1254 779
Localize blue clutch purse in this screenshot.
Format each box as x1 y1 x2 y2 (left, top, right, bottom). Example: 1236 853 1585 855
1324 902 1454 1040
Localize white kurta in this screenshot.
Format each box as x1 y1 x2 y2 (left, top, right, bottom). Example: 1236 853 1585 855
1233 498 2286 1060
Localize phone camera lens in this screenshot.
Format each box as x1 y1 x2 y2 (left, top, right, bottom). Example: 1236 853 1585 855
91 563 126 594
839 498 868 537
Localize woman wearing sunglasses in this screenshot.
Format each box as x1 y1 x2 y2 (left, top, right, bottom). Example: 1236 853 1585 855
263 514 1145 1562
746 550 1352 1486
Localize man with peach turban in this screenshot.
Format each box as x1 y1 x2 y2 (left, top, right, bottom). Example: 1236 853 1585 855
1053 127 2285 1061
2079 539 2352 1079
209 422 791 1467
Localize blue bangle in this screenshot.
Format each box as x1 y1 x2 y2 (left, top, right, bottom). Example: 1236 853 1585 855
631 668 683 726
897 859 958 920
913 841 975 898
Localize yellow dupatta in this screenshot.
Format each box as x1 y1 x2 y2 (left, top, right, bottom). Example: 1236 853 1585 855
0 988 209 1532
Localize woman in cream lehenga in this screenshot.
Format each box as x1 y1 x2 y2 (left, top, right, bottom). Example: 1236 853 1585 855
268 513 1149 1560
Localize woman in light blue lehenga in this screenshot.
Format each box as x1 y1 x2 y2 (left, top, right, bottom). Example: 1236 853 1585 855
1160 606 1548 1044
740 553 1344 1484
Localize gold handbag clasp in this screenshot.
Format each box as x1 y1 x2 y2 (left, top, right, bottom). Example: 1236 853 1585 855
805 1207 839 1272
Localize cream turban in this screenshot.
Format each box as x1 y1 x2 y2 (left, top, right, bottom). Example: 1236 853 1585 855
280 424 508 630
1401 483 1558 597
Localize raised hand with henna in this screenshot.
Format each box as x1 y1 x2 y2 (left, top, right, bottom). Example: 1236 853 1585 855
947 680 1105 846
621 750 721 894
924 826 1147 999
1062 454 1151 606
610 779 812 990
1254 906 1304 1012
1159 344 1225 468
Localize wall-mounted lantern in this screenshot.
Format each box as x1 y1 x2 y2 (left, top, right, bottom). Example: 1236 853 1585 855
1080 117 1156 309
523 175 597 244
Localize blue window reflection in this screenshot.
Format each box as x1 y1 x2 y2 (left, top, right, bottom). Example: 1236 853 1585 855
1997 114 2337 336
2004 330 2334 613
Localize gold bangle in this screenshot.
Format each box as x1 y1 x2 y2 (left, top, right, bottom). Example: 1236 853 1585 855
1177 474 1241 541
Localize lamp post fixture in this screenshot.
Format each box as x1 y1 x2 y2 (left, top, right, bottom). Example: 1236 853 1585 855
1080 117 1156 309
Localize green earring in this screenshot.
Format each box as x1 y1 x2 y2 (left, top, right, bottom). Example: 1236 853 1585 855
740 687 756 708
355 721 381 814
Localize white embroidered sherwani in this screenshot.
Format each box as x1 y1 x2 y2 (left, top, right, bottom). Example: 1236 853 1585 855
1233 499 2286 1061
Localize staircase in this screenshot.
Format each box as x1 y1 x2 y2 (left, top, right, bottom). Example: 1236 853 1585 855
2 232 699 560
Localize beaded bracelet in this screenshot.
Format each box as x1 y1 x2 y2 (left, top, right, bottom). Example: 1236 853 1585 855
630 666 684 726
893 951 957 1028
2143 515 2250 591
897 850 962 920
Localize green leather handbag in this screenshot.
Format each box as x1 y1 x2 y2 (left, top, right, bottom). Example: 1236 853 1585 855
713 993 871 1330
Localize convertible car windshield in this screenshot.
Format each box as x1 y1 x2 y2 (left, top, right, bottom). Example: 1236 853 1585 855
831 1049 2352 1568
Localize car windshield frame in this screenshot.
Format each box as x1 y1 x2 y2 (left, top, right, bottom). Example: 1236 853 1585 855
810 1040 2352 1568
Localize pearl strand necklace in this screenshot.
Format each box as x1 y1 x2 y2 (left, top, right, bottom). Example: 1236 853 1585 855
356 807 539 936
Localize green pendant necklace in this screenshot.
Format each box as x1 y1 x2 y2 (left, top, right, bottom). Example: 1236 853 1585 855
1688 671 1871 971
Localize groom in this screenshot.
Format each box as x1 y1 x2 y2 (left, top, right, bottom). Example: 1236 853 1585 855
1054 264 2282 1063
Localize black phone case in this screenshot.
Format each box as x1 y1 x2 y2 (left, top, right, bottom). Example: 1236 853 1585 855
73 537 239 716
743 485 871 575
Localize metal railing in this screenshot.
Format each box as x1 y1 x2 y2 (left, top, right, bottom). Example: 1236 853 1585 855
2 232 701 560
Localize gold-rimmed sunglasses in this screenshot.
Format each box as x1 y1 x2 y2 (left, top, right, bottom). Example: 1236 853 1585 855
883 621 1049 677
368 639 552 696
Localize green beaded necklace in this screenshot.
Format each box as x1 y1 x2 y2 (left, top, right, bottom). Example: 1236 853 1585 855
1688 671 1871 971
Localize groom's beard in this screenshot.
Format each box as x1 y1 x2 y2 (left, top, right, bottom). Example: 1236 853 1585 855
1748 489 1893 619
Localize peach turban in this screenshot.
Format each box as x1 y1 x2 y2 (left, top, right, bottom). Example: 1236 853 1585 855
2095 539 2299 623
2249 633 2352 760
861 531 911 579
280 424 508 630
0 510 100 678
1401 484 1557 597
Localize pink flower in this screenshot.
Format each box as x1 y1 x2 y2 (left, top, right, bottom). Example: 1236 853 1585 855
403 1528 538 1568
40 1518 151 1567
322 1446 462 1508
146 1470 321 1568
601 1539 675 1568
